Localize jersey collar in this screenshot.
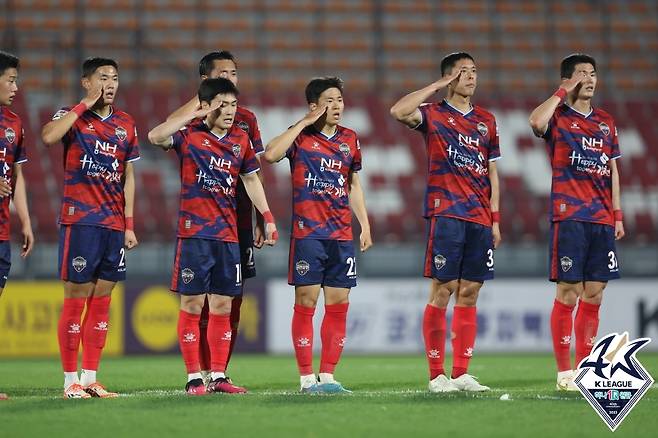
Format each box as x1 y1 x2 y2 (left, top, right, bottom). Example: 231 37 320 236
90 106 114 121
443 99 474 116
565 103 593 118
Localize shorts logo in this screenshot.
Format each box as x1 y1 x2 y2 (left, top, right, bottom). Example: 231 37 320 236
115 126 127 141
296 260 310 276
339 143 350 157
232 144 241 157
181 268 195 284
434 254 446 270
575 332 654 431
72 256 87 273
599 122 610 137
4 128 16 144
561 256 573 272
477 122 488 137
237 121 249 133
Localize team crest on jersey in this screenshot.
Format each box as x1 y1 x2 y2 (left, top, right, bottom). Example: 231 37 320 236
561 256 573 272
115 126 127 141
181 268 195 284
296 260 310 276
4 128 15 144
72 256 87 273
339 143 350 157
237 120 249 133
476 122 488 137
232 144 241 157
599 122 610 137
434 254 446 270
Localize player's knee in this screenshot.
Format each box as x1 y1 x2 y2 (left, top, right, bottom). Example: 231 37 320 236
556 282 581 306
180 296 205 314
296 294 318 308
209 296 232 315
457 284 481 306
582 286 605 305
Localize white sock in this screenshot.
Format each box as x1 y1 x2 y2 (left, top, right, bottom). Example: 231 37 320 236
300 374 317 389
318 373 336 384
188 372 203 382
80 369 97 387
211 372 226 380
64 372 79 389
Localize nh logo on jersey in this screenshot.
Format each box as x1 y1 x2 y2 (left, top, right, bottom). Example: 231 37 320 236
575 332 654 431
232 144 241 157
581 137 603 152
560 256 573 272
94 140 117 156
339 143 350 157
209 156 231 171
4 128 15 143
599 122 610 137
72 256 87 273
476 122 488 137
458 134 480 149
320 158 342 172
115 126 127 141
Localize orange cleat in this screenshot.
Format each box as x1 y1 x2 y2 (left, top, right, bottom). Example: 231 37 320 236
64 383 92 399
84 382 119 398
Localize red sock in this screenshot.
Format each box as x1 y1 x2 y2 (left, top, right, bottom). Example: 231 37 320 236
207 313 232 373
81 295 111 370
423 304 446 379
226 296 243 367
178 310 201 373
57 297 86 372
292 304 315 375
451 306 477 379
198 298 211 371
550 299 575 372
319 303 349 374
575 300 600 366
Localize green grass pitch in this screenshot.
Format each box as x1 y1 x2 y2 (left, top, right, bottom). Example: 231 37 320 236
1 354 657 437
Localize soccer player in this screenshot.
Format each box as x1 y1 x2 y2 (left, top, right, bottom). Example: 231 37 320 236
264 77 372 393
41 57 139 399
0 51 35 401
168 51 264 381
148 78 277 395
390 52 501 392
529 54 624 391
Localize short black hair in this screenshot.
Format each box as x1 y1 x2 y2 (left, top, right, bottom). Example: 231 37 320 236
0 51 19 76
560 53 597 79
198 78 239 104
198 51 236 77
82 57 118 78
305 77 344 104
440 52 475 76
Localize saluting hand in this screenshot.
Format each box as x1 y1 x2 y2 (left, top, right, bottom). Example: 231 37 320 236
301 105 328 127
81 83 103 109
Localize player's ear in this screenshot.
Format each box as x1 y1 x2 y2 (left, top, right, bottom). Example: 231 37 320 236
200 100 210 110
81 77 90 90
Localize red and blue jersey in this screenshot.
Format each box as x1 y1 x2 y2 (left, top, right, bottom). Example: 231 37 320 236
0 106 27 240
415 100 500 226
53 106 139 231
541 104 620 226
234 106 264 231
172 120 259 242
286 125 362 241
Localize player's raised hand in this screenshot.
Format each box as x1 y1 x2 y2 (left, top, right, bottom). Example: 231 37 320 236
125 229 139 250
492 222 502 249
301 105 328 127
191 101 222 120
263 222 278 246
560 72 586 93
360 229 373 252
434 68 463 91
20 224 34 258
615 221 625 240
81 83 103 109
0 178 11 198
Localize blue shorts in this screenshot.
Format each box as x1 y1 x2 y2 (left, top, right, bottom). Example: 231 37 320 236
59 224 126 283
288 238 357 288
0 241 11 289
423 216 495 282
549 221 620 282
171 238 242 296
238 229 256 280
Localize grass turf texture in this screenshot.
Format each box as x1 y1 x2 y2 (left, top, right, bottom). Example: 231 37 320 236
1 354 657 437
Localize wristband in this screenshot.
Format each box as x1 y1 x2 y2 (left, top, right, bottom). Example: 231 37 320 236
125 217 134 231
262 210 275 224
553 88 567 101
71 103 88 118
613 210 623 222
491 211 500 223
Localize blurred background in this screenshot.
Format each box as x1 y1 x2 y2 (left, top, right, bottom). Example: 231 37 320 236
1 0 657 358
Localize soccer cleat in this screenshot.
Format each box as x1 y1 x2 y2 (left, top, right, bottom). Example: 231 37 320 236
207 377 247 394
64 383 92 399
0 393 8 400
300 383 322 394
185 378 208 396
556 370 579 391
317 381 352 394
428 374 459 393
84 382 119 398
450 374 490 392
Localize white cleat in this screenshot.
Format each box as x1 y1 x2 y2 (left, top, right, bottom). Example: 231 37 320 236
451 374 490 392
428 374 459 393
556 370 579 391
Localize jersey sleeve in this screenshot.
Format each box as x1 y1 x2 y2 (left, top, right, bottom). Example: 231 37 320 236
540 113 557 141
15 124 27 164
489 118 501 161
610 120 621 160
171 127 187 154
351 138 362 172
285 130 300 161
412 103 430 133
249 116 264 155
126 123 140 162
240 139 260 175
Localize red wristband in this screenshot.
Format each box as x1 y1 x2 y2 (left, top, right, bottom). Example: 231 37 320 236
553 88 567 101
71 103 88 118
613 210 623 221
491 211 500 223
125 217 134 231
262 211 275 224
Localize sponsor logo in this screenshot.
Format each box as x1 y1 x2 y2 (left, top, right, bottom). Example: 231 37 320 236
599 122 610 137
561 335 572 345
339 143 350 156
202 138 211 147
428 349 440 359
72 256 87 273
4 128 16 144
560 256 573 272
232 144 241 157
95 321 108 331
312 141 320 150
221 331 232 341
296 260 310 276
181 268 195 284
115 126 127 141
297 337 310 347
68 323 81 334
182 332 197 343
477 122 488 137
434 254 446 270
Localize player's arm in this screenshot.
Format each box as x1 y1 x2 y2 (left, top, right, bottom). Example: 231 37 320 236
123 161 138 249
610 159 625 240
263 106 328 163
489 160 501 249
148 103 219 149
252 155 266 248
240 171 278 246
10 163 34 257
528 73 585 137
166 95 200 121
41 83 102 145
348 171 373 252
389 70 461 128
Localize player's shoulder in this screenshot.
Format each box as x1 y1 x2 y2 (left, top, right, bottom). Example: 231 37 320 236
112 108 136 126
337 124 358 139
230 123 250 143
472 105 496 121
0 106 20 122
593 107 615 123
